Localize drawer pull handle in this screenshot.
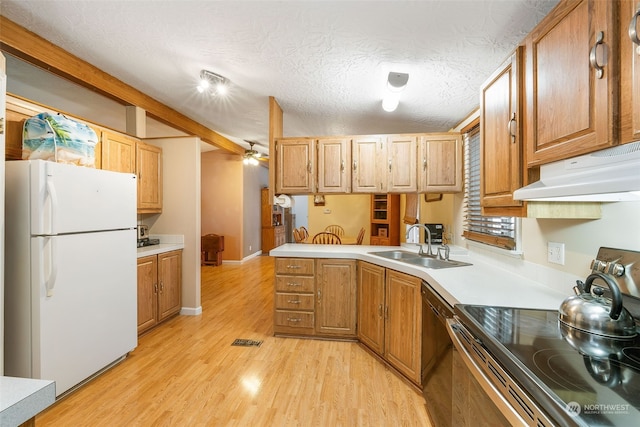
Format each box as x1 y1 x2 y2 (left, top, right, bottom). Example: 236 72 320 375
287 282 301 287
287 299 301 304
286 265 301 269
287 318 301 323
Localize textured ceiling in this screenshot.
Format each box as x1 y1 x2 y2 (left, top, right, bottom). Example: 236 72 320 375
1 0 559 155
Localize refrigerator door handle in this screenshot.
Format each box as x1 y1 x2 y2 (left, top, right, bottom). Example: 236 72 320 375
44 237 58 297
46 175 58 235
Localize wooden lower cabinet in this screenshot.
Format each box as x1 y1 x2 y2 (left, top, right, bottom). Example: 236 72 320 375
315 259 357 337
357 262 386 354
274 257 356 338
273 257 423 386
273 258 316 335
137 250 182 335
357 262 423 386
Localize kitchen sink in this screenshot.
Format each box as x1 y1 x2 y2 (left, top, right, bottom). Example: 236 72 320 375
402 256 472 269
369 250 472 269
368 250 421 260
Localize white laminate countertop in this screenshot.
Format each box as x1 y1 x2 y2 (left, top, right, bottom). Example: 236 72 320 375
136 234 185 258
270 244 571 310
0 377 55 426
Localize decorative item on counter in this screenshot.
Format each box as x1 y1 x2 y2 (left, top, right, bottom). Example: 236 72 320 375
558 272 637 339
22 112 98 167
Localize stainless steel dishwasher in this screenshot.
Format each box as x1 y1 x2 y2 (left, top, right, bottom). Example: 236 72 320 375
421 281 453 427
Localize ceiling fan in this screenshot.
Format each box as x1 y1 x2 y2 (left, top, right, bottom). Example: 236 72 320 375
243 140 264 165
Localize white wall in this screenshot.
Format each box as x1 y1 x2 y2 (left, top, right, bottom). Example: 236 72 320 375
144 136 202 315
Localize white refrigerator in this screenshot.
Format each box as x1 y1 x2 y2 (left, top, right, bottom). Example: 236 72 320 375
4 160 138 397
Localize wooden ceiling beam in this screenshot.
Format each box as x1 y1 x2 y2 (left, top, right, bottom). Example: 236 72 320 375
0 16 244 155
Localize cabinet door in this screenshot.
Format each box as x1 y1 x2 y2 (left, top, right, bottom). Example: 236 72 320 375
357 261 386 354
480 49 524 212
317 138 351 193
137 255 158 335
315 259 357 336
275 138 315 194
101 131 136 173
137 142 162 213
352 136 384 193
386 135 417 193
157 250 182 321
418 133 462 193
621 0 640 144
385 270 422 384
525 0 616 166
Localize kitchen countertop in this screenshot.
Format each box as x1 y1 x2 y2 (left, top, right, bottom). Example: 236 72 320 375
136 234 185 258
0 376 55 426
270 243 570 310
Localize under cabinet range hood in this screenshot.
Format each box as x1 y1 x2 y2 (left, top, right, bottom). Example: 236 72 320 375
513 141 640 202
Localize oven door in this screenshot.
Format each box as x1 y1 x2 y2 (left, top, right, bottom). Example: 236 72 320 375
446 319 554 427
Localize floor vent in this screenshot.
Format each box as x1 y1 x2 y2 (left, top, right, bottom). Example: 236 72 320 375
231 339 263 347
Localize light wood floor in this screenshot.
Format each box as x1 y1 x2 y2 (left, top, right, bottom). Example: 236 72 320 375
36 255 431 426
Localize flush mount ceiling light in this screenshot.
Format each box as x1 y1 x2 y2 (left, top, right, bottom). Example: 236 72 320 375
197 69 229 96
243 140 261 166
382 71 409 112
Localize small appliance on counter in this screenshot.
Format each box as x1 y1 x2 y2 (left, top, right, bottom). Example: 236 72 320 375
137 225 159 247
423 223 444 244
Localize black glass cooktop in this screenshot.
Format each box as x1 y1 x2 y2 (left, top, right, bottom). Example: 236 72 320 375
456 305 640 427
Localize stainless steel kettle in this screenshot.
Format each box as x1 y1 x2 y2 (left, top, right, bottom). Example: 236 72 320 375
558 272 637 338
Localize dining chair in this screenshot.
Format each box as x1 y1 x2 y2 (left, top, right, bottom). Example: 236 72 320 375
325 224 345 236
293 228 304 243
356 227 365 245
299 226 309 241
312 232 342 244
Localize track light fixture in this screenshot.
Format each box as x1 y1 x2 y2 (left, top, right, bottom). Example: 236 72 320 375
197 69 229 96
382 71 409 112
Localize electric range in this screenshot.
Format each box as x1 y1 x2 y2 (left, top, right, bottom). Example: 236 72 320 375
454 247 640 426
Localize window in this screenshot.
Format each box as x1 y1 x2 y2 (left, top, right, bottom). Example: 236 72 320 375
462 123 517 250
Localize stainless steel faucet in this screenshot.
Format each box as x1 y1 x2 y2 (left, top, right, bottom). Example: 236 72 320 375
406 224 433 256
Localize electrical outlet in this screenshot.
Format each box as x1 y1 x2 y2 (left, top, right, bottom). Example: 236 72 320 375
548 242 565 265
249 245 252 252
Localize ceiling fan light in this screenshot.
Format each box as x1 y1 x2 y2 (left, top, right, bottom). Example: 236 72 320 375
249 156 259 166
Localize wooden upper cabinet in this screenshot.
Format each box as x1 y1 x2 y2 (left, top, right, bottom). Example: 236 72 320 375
418 133 462 193
352 136 384 193
621 0 640 144
275 138 316 194
317 138 351 193
480 48 525 213
386 135 417 193
137 141 162 213
524 0 617 166
101 131 137 173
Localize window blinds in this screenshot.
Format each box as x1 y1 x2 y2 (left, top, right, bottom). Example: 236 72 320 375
463 125 516 250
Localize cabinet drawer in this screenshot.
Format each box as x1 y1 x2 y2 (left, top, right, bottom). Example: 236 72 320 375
275 292 314 310
274 310 314 328
275 276 315 292
275 258 315 275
